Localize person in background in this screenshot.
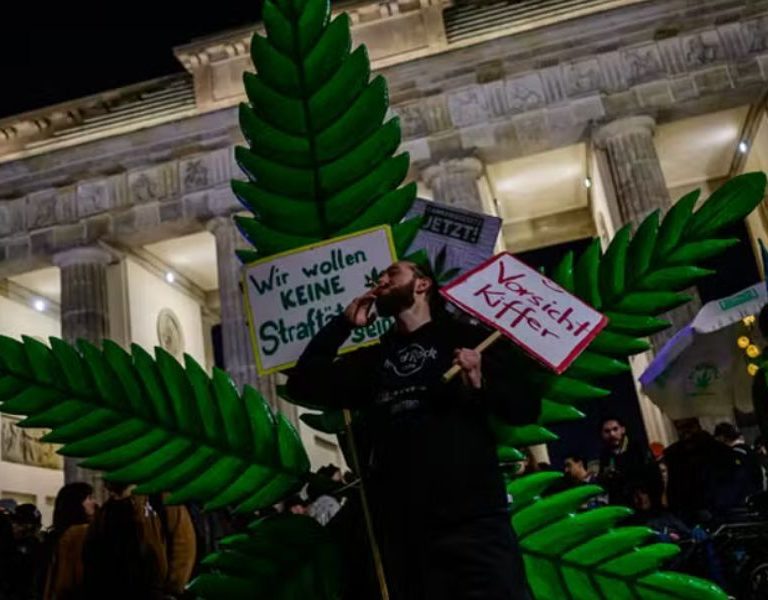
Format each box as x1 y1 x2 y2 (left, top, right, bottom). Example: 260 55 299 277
598 416 662 507
562 455 606 508
0 499 17 516
563 455 597 486
94 482 197 599
82 484 165 600
284 495 309 516
625 481 691 543
307 465 344 526
713 422 765 508
664 418 732 523
7 504 44 599
0 511 16 599
43 482 97 600
755 435 768 487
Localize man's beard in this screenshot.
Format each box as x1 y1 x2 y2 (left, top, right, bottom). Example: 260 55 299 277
375 279 416 317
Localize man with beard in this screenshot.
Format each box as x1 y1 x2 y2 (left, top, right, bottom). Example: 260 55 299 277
287 260 543 599
598 416 662 507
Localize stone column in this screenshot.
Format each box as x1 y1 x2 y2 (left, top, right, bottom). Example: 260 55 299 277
594 116 700 350
595 116 699 447
53 246 112 488
207 216 296 424
595 116 673 225
422 157 487 214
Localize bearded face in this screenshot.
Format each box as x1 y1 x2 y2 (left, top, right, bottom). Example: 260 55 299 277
375 277 416 317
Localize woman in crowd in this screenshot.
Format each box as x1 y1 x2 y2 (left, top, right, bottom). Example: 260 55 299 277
42 482 96 599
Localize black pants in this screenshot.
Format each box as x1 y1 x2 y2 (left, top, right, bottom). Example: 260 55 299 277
377 511 531 600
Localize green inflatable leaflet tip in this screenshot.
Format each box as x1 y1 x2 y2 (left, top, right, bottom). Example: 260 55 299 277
234 0 417 258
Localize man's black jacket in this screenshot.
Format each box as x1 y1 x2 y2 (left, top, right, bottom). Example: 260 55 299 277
287 315 543 522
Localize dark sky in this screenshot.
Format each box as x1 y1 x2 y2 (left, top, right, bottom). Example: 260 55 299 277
0 2 266 118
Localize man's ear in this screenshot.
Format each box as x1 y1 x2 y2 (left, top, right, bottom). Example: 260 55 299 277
415 276 432 295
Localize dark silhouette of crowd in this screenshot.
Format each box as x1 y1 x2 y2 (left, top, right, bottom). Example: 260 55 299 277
0 480 201 600
558 416 767 536
0 462 353 600
2 418 765 599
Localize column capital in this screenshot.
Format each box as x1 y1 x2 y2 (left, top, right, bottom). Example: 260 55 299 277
594 115 657 148
206 214 239 235
421 156 484 188
53 245 113 269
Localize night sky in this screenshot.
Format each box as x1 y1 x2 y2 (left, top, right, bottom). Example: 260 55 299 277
0 2 266 119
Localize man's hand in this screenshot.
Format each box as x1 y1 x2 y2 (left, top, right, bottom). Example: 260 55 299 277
343 291 378 327
453 348 482 389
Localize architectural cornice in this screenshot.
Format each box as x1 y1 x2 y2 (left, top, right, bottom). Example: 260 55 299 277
0 0 670 159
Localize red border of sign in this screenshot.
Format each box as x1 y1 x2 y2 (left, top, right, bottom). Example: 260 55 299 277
439 252 608 374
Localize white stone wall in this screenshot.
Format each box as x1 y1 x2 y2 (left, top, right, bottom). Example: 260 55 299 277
125 258 206 366
295 407 348 473
0 297 63 526
744 112 768 271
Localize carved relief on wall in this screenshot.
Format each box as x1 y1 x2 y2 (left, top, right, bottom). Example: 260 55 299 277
505 73 545 113
76 181 111 219
182 159 210 192
564 59 602 95
395 103 429 138
157 308 185 360
746 17 768 53
447 86 490 128
26 191 57 229
683 33 720 67
1 415 63 470
623 46 663 84
0 199 26 237
130 173 161 203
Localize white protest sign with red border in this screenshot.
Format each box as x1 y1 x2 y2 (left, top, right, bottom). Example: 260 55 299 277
440 252 608 374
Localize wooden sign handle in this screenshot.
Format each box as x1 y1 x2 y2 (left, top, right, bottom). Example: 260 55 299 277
342 409 390 600
442 330 503 382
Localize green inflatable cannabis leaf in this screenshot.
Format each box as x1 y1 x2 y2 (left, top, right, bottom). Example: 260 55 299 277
0 337 309 512
494 172 767 448
233 0 419 262
189 515 342 600
509 472 727 600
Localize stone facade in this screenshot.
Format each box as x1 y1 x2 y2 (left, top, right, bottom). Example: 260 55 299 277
1 0 768 467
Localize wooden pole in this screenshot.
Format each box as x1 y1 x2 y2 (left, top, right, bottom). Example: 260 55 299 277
442 330 503 382
342 408 390 600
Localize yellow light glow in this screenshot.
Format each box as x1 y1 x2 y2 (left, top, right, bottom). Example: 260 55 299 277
738 336 751 349
743 315 757 326
749 363 760 376
747 345 761 358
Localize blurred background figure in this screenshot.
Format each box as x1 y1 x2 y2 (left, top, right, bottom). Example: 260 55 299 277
42 482 96 600
598 416 662 507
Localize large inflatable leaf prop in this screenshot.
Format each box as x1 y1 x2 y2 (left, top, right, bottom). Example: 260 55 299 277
509 472 727 600
494 172 767 449
291 173 765 600
232 0 419 262
0 338 309 512
189 514 341 600
0 0 764 594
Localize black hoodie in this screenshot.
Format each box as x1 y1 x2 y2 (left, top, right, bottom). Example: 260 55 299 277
287 314 543 523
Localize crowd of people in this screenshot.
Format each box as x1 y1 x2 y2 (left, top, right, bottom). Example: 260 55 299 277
554 416 767 539
0 424 764 599
0 463 351 600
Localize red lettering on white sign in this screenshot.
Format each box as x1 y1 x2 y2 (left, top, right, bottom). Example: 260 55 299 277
440 253 607 373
